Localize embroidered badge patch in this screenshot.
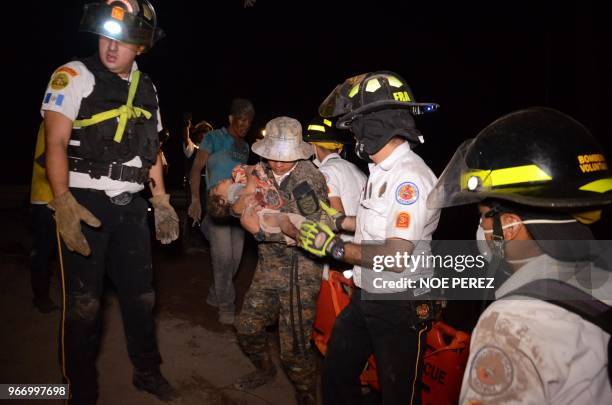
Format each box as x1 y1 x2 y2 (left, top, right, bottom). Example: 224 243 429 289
395 182 419 205
50 72 70 91
469 346 514 396
56 66 78 77
395 212 410 228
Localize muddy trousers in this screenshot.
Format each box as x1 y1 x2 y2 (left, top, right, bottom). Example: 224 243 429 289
235 258 321 396
59 189 162 404
322 289 430 405
30 203 56 301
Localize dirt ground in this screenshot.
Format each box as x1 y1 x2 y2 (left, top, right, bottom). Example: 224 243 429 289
0 188 298 405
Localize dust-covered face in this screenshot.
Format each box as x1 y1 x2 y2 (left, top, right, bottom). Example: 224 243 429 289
268 160 296 176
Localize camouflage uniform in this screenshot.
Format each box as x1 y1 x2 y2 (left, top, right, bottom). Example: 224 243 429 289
235 159 329 399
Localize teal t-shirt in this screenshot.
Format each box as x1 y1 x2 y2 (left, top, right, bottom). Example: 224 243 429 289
201 127 249 190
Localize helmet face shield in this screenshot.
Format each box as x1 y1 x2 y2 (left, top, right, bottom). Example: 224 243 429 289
318 74 367 124
427 107 612 210
80 2 163 47
427 139 487 209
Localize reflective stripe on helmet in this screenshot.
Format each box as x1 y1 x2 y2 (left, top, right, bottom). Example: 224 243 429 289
579 178 612 193
462 164 552 190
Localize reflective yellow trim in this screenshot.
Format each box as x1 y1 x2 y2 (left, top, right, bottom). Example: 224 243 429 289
409 324 428 405
365 78 381 92
348 84 359 98
387 75 403 88
72 71 152 143
573 209 602 224
323 119 332 127
56 227 71 401
462 164 552 189
308 124 326 133
311 141 343 150
579 178 612 193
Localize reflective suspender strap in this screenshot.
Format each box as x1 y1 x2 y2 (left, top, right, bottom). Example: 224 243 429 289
72 70 152 143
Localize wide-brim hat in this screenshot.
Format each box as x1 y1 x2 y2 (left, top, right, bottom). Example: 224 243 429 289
252 116 313 162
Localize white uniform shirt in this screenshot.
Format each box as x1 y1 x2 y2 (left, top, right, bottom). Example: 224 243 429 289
460 254 612 405
40 61 163 197
353 142 440 293
318 153 367 216
318 153 367 242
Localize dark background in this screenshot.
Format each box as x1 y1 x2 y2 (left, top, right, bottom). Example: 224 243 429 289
5 0 612 239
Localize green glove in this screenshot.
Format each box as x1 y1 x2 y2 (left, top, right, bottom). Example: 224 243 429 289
299 220 337 257
319 200 346 232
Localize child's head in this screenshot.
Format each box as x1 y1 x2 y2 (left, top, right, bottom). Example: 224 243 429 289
207 179 233 219
208 179 247 220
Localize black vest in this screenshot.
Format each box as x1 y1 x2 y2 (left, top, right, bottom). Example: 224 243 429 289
68 55 159 168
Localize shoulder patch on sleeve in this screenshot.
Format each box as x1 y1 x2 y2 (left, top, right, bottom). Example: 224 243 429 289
55 66 79 77
395 211 410 228
468 346 514 396
395 181 419 205
50 71 71 90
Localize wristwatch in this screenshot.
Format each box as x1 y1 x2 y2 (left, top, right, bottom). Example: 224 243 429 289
328 238 345 261
334 214 347 232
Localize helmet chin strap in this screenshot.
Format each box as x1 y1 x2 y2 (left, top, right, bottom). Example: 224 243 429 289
491 212 505 260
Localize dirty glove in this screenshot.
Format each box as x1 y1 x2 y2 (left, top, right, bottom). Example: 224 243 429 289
187 199 202 223
299 220 343 259
319 200 346 232
48 191 101 256
149 194 179 244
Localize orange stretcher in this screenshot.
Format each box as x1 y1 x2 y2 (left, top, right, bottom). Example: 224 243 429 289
312 271 471 405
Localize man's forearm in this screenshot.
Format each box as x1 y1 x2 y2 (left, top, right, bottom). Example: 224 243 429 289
149 154 166 195
340 216 356 232
190 167 201 202
45 142 69 197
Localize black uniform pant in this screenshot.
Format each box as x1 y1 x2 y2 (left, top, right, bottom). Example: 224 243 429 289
30 204 56 300
60 189 161 404
322 289 430 405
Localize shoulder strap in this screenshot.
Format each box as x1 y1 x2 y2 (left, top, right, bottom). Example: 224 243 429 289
507 279 612 335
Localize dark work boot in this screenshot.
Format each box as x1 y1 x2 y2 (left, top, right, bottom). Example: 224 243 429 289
233 354 277 390
133 367 180 402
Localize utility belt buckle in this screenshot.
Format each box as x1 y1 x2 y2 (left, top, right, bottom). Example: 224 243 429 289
109 191 133 206
108 162 124 181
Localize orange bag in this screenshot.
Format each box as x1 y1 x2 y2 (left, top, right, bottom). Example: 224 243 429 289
312 271 470 405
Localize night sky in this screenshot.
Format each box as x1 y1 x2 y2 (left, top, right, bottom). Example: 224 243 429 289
7 0 612 238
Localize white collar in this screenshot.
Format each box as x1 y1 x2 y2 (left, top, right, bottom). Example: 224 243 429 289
369 141 412 174
320 152 341 166
124 61 139 82
273 162 297 184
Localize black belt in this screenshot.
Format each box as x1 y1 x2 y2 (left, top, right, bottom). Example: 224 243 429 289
68 157 149 184
76 188 137 206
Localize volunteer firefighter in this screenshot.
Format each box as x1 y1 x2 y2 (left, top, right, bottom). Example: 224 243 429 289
42 1 179 403
298 71 441 405
235 117 329 405
427 107 612 404
303 115 366 240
